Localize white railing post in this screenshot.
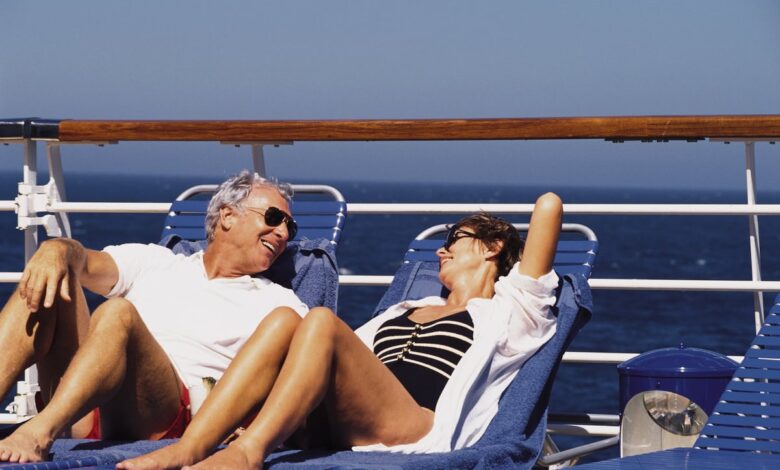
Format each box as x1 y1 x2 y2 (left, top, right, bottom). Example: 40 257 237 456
22 139 38 262
220 141 293 177
745 141 764 331
3 138 42 423
46 143 72 238
251 144 266 177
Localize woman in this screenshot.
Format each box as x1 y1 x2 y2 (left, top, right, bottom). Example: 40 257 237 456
118 192 563 470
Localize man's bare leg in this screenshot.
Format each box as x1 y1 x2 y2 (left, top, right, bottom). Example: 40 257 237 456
0 278 93 437
116 307 302 470
188 307 432 470
0 298 182 463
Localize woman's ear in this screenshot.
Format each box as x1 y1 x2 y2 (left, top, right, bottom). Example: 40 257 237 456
482 241 502 261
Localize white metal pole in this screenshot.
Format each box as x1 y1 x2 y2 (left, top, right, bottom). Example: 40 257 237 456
22 140 38 262
251 144 266 177
46 143 72 238
745 142 764 331
19 139 41 419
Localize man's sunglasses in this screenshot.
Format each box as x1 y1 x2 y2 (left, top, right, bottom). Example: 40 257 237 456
244 206 298 240
443 229 479 251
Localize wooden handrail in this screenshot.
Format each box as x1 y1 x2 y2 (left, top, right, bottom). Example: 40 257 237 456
57 115 780 142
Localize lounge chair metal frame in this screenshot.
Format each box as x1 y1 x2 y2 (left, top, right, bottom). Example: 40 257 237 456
162 183 347 244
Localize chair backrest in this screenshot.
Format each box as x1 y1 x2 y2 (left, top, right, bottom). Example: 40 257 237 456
474 273 592 452
695 293 780 452
370 223 596 463
404 223 598 276
161 184 347 244
374 223 598 315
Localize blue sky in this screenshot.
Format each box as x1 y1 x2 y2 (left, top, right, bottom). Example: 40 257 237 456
1 1 779 189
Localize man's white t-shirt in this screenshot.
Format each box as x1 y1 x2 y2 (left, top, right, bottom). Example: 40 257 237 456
103 243 308 395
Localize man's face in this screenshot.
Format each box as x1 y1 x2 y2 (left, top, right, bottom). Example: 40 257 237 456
223 186 293 274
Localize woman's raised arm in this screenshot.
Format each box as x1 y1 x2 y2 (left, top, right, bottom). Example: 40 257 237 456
517 192 562 279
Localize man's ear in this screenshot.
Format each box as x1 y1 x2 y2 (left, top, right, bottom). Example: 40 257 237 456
220 206 236 232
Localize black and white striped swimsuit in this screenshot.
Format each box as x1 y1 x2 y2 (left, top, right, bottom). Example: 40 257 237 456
373 308 474 410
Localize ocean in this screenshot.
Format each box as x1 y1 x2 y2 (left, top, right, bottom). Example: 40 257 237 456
1 171 779 459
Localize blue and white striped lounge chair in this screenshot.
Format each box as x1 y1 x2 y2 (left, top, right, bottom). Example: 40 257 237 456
158 184 347 311
374 223 597 312
565 293 780 470
694 291 780 453
8 221 595 470
161 183 347 244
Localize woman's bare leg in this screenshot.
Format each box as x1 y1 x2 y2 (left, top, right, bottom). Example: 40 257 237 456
187 307 432 470
116 307 302 470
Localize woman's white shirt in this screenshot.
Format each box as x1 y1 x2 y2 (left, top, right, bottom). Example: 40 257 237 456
354 264 559 453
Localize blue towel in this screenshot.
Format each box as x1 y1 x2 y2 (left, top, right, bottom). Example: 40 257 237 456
373 261 447 317
36 273 590 470
158 235 339 311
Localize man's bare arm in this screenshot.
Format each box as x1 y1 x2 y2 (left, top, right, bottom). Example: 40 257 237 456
19 238 119 312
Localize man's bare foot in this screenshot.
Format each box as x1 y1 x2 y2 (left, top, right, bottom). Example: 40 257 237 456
116 442 206 470
183 442 264 470
0 424 54 463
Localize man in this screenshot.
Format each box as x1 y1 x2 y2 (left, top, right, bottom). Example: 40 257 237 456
0 171 308 463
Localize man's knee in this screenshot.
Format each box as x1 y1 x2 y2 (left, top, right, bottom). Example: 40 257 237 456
300 307 339 337
90 298 140 332
263 306 303 333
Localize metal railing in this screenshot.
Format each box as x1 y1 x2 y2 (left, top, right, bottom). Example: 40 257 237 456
1 118 778 446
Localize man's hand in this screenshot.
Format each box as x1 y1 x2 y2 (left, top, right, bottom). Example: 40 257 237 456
18 240 83 312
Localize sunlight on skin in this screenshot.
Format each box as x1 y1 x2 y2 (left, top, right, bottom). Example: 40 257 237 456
182 442 262 470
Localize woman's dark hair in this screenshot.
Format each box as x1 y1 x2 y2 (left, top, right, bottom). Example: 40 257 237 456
450 213 525 280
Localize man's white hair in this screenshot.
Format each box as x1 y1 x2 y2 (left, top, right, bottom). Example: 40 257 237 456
205 170 293 242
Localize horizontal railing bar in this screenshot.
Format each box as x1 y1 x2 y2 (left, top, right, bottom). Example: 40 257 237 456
1 270 777 296
5 202 172 213
340 275 780 292
348 203 780 215
546 424 619 437
339 275 395 285
55 115 780 142
4 201 780 216
561 351 742 364
563 352 637 364
591 279 780 291
51 202 170 213
0 270 751 363
549 413 621 424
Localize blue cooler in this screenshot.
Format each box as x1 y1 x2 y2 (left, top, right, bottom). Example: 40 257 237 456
617 345 738 415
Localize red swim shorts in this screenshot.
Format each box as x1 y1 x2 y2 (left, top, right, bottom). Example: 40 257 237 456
85 385 191 440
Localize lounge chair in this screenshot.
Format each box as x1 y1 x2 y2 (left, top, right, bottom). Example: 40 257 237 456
158 184 346 311
566 293 780 469
161 183 347 244
693 291 780 454
13 221 594 470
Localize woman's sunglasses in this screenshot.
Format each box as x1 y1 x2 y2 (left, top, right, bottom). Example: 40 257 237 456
244 206 298 240
443 229 479 251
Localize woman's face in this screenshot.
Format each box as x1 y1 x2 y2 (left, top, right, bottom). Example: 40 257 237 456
437 227 493 287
